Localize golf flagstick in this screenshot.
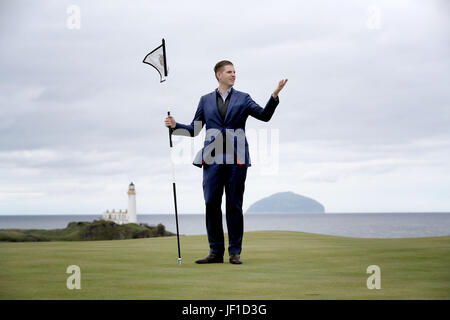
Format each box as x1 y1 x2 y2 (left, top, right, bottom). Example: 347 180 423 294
167 109 182 265
143 38 182 265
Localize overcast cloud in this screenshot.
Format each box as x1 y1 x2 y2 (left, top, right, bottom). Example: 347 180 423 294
0 0 449 215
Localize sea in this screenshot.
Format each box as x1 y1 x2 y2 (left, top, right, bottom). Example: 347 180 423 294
1 212 450 238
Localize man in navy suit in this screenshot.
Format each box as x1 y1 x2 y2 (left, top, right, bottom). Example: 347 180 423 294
165 60 287 264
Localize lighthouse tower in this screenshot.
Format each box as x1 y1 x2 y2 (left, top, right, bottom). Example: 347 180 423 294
127 182 137 223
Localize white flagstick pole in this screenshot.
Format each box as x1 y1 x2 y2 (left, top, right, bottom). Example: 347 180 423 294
163 40 182 266
166 95 182 266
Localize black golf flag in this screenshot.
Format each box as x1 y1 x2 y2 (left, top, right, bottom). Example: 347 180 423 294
143 38 168 82
143 38 182 265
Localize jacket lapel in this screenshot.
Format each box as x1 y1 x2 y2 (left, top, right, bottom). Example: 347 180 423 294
210 92 222 122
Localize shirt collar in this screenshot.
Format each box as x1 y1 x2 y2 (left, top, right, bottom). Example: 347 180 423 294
216 87 233 101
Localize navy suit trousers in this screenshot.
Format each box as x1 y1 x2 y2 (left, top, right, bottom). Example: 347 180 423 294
202 163 248 256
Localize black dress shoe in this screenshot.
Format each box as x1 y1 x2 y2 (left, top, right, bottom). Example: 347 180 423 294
229 254 242 264
195 253 224 264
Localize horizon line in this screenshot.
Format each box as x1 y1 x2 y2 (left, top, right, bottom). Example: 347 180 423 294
1 211 450 216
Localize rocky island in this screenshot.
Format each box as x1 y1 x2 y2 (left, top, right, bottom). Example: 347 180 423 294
246 191 325 214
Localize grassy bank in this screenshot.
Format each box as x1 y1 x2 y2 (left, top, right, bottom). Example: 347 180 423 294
0 231 449 299
0 220 173 242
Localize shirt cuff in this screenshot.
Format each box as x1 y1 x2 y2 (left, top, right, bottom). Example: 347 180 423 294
170 123 178 133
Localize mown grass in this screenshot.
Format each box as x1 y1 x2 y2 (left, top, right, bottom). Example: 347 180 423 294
0 231 449 299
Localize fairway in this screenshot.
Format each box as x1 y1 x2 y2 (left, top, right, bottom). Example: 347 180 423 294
0 231 449 299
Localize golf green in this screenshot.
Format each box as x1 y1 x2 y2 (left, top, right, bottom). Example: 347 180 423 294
0 231 449 299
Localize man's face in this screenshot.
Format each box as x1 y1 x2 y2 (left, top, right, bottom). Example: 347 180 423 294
217 65 236 87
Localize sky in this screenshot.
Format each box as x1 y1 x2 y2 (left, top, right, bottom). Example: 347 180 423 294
0 0 449 215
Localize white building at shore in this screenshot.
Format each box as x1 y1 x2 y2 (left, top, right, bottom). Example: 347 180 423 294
102 182 138 225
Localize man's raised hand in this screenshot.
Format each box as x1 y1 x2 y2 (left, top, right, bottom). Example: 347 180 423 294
273 79 288 99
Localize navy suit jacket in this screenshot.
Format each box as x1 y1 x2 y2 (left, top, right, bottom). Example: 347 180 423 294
172 87 279 168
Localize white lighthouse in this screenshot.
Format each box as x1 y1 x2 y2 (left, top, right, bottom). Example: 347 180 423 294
127 182 137 223
102 182 138 225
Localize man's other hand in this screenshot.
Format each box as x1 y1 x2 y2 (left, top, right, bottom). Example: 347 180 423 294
165 115 176 129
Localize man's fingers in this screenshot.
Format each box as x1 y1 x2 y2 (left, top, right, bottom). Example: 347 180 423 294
278 79 288 90
164 116 176 129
